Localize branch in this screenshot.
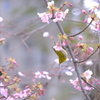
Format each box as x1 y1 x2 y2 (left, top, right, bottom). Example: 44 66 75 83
21 38 31 51
56 22 91 100
0 64 10 67
56 22 65 35
11 23 49 51
66 45 91 100
43 0 91 99
0 82 15 88
76 48 98 63
43 0 48 6
81 77 100 93
68 20 93 37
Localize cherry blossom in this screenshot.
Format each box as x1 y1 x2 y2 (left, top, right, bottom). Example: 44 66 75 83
88 19 100 31
37 12 49 24
79 35 83 40
43 32 50 37
47 0 54 9
62 39 71 46
18 71 25 77
82 69 93 80
82 10 86 14
85 60 93 66
70 78 79 88
0 17 3 22
34 71 51 80
65 70 73 76
7 57 18 66
88 47 93 52
84 86 93 90
70 77 93 91
65 66 74 76
38 1 69 23
12 88 31 99
83 0 99 10
0 83 8 97
53 9 69 22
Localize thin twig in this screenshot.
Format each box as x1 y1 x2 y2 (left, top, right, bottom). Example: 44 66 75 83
81 77 100 93
11 23 49 51
0 82 15 88
76 48 98 63
68 20 93 37
43 0 48 6
0 64 10 67
21 38 31 51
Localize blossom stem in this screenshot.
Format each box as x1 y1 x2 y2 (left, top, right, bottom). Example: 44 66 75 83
81 76 100 93
76 48 98 63
68 19 93 37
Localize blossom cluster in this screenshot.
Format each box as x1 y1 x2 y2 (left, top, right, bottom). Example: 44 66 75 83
0 83 8 98
0 83 45 100
6 57 18 70
74 42 93 60
37 1 69 23
70 69 94 91
82 0 100 31
34 71 51 80
0 64 45 100
58 34 71 46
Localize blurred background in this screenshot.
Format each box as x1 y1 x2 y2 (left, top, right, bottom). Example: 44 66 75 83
0 0 100 100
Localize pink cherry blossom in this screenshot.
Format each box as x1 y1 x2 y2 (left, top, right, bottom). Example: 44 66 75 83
87 18 100 31
37 12 49 24
53 9 69 22
79 35 83 40
70 77 93 91
11 88 31 99
62 39 71 46
70 37 74 40
84 19 87 23
63 9 69 18
0 83 8 97
84 86 93 90
76 86 81 91
47 0 54 9
88 47 93 51
83 69 93 80
70 78 79 88
82 10 86 14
